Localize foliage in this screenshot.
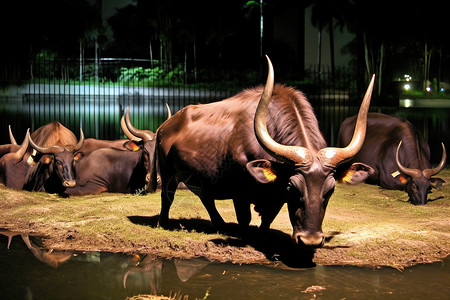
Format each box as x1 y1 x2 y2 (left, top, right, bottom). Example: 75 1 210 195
119 64 184 85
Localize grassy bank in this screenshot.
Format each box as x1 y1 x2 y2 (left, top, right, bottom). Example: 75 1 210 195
1 170 449 269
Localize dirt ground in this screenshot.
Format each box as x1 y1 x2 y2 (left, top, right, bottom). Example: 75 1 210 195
1 170 449 269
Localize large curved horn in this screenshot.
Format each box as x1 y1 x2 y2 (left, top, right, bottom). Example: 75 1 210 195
254 55 313 164
395 141 422 178
121 115 141 142
29 134 64 154
165 103 172 119
318 74 375 166
124 107 155 142
422 143 447 179
9 125 17 145
15 129 30 160
71 129 85 152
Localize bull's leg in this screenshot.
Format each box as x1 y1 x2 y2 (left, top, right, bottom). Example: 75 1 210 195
259 200 284 231
232 197 251 235
199 197 226 231
158 174 178 228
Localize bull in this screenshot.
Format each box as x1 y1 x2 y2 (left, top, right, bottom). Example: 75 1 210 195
156 56 374 247
23 121 84 195
0 129 31 189
337 112 446 205
66 107 166 195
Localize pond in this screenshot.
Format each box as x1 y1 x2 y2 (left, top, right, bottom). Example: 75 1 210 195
0 232 449 300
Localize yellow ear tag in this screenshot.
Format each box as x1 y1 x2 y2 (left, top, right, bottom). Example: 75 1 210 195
129 142 140 152
262 168 277 182
26 150 38 166
27 155 36 166
342 169 355 184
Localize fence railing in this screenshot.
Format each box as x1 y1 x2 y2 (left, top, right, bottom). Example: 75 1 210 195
1 57 448 162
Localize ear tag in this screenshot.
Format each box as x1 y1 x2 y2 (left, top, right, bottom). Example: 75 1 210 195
26 150 39 166
262 168 277 182
342 169 355 184
398 176 407 184
391 171 407 184
391 170 401 178
129 142 140 152
27 155 36 166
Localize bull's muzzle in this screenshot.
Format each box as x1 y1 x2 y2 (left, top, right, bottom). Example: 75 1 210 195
293 231 324 247
63 180 76 188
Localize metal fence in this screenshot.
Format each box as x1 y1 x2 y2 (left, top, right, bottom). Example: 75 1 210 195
1 57 448 162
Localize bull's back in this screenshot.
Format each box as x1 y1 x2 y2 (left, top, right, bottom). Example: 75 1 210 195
338 113 428 188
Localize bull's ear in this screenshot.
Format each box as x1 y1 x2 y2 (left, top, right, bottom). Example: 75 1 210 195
430 178 445 189
246 159 278 184
339 162 374 185
124 141 141 152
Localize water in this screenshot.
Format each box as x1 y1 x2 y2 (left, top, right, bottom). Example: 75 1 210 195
1 232 449 300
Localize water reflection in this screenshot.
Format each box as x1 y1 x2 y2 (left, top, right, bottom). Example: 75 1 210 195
1 230 449 299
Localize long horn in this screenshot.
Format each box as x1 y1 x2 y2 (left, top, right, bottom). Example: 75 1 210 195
124 107 155 142
318 74 375 165
71 129 85 152
121 114 141 142
165 103 172 119
254 55 313 164
29 134 64 154
15 129 30 160
9 125 17 145
395 141 422 178
422 143 447 179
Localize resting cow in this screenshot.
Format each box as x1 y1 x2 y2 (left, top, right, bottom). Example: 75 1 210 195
337 112 446 205
0 129 31 189
22 121 84 195
155 56 375 247
66 107 167 195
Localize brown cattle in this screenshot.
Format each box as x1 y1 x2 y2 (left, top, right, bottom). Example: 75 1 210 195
156 56 375 248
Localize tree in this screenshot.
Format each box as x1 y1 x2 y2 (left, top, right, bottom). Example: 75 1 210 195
310 0 349 79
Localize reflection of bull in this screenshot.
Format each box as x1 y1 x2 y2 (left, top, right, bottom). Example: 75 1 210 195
156 57 374 247
21 234 73 268
24 121 84 195
123 255 162 293
337 113 446 205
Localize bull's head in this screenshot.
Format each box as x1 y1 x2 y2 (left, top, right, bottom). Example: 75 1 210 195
28 130 84 188
247 56 374 247
121 107 158 192
396 141 446 205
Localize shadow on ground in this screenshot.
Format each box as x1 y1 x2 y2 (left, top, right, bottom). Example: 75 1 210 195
127 215 321 268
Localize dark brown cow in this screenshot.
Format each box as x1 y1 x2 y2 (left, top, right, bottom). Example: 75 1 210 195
156 57 375 247
337 113 446 204
66 107 165 195
24 121 84 195
0 129 30 189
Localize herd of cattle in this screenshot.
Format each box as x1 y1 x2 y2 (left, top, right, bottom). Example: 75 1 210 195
0 57 446 248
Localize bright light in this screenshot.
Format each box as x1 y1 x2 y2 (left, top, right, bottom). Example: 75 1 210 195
441 88 445 92
404 74 412 81
400 99 414 108
403 83 411 91
426 86 432 92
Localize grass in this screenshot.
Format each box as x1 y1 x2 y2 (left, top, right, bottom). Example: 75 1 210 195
1 170 449 268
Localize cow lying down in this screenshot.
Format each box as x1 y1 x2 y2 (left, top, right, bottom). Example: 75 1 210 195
337 112 446 205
